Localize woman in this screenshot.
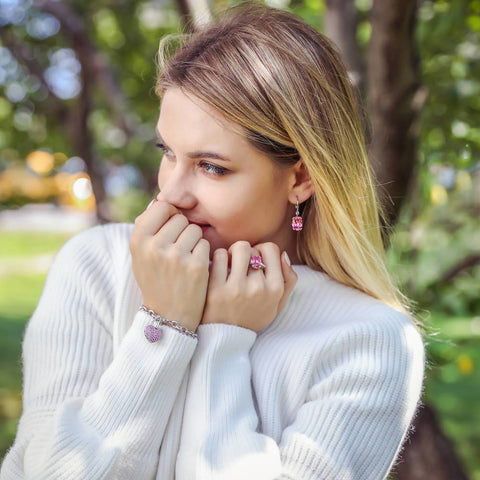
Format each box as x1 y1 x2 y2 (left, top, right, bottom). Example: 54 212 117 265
1 2 424 479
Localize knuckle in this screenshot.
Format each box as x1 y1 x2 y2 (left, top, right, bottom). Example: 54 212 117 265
249 281 266 297
129 234 139 253
166 246 182 261
133 214 143 227
230 240 251 252
188 257 209 274
188 223 202 236
264 242 280 254
271 284 284 298
169 214 187 229
214 247 227 258
229 285 243 300
198 238 211 251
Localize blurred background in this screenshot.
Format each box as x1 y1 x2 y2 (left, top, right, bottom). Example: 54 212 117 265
0 0 478 478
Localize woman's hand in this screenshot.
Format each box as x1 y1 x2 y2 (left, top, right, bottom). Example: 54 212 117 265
201 241 298 332
130 200 211 332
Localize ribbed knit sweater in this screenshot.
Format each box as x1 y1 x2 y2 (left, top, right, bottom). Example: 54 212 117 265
1 223 424 480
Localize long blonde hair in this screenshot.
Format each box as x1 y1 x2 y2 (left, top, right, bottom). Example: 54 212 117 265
155 1 417 321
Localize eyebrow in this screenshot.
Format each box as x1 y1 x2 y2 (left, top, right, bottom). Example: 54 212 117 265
155 130 232 163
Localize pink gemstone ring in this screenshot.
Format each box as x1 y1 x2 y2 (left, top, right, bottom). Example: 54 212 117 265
250 255 266 270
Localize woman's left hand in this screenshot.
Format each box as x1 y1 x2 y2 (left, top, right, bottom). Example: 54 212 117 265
201 241 298 332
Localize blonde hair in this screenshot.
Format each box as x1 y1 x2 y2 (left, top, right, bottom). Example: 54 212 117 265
155 1 418 322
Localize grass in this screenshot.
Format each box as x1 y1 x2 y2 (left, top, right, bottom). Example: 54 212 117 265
0 232 71 259
0 231 478 479
0 232 71 460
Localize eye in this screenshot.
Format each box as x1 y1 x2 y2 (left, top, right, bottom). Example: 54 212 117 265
156 142 174 158
200 161 229 176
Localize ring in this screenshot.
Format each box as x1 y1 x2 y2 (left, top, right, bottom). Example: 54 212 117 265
250 255 266 270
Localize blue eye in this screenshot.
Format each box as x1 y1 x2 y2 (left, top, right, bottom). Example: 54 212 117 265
155 142 229 177
201 162 229 176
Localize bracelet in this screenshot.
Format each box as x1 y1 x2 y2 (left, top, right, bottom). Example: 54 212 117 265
140 305 198 342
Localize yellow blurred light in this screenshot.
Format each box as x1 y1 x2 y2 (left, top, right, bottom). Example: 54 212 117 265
54 172 73 192
455 171 472 191
457 355 474 376
53 152 68 165
26 150 55 176
430 184 448 205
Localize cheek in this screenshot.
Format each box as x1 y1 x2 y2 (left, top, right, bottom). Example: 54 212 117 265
157 161 172 191
213 186 278 233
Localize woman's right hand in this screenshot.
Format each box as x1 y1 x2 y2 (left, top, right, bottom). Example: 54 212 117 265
129 199 211 332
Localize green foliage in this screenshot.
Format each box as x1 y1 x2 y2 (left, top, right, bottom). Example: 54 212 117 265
387 185 479 317
417 0 480 190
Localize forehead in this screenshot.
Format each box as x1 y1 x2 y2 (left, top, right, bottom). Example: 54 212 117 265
158 88 240 138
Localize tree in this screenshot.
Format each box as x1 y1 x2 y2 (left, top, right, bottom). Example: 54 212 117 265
1 0 478 475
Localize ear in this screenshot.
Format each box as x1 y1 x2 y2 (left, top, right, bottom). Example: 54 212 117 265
287 160 314 204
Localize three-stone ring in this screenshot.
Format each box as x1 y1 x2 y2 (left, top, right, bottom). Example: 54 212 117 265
250 255 266 270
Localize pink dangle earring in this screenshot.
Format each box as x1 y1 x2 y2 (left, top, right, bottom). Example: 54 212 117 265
291 197 303 231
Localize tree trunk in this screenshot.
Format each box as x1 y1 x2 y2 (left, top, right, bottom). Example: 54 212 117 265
174 0 212 32
325 0 364 92
391 404 470 480
367 0 425 229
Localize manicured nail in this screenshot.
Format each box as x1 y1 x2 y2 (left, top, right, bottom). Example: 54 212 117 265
146 198 157 210
283 251 291 266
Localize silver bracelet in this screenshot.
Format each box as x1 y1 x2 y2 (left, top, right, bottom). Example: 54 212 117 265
140 305 198 342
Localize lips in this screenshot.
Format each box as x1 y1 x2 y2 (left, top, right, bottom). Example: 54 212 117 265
187 217 209 226
187 220 211 232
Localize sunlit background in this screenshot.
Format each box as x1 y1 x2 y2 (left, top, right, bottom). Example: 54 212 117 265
0 0 479 478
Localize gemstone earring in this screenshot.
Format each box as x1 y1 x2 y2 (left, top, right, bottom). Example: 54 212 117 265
291 197 303 231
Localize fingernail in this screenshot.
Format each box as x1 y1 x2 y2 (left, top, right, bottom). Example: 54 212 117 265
146 198 157 210
283 251 291 266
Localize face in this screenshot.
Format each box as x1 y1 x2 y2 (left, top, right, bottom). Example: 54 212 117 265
156 87 298 257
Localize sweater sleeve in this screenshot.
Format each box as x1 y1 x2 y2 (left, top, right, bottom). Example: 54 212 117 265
0 225 197 480
175 311 424 480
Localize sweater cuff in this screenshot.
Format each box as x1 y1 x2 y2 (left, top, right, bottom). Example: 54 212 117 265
195 323 257 354
80 310 197 442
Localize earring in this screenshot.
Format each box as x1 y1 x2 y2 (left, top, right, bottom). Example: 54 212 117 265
291 197 303 231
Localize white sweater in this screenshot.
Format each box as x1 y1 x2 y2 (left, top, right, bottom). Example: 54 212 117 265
1 223 424 480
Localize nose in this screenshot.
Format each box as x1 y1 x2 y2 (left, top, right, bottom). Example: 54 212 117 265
157 163 197 210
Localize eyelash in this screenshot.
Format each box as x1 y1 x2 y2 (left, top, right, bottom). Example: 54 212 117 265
155 142 229 177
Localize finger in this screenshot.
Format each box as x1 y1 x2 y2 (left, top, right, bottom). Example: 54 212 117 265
254 243 282 282
227 241 252 283
192 238 211 260
175 223 203 252
155 214 189 245
277 251 298 312
209 248 228 287
135 200 179 236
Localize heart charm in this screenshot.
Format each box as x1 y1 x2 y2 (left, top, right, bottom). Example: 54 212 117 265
144 324 162 343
